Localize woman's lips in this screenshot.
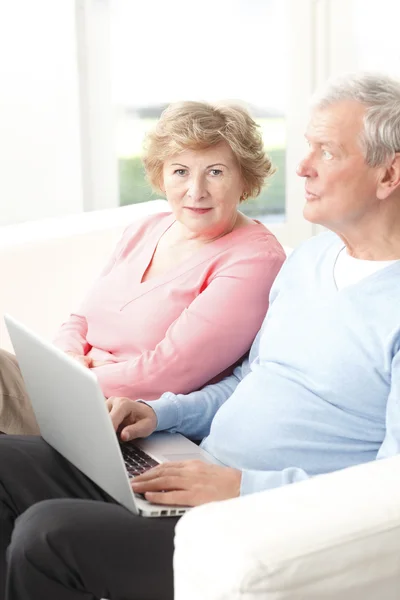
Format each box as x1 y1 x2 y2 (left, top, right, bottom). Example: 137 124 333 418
185 207 212 214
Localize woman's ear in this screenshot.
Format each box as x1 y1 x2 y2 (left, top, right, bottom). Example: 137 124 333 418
158 175 166 195
377 153 400 199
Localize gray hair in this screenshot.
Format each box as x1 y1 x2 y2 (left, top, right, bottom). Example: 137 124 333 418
311 73 400 167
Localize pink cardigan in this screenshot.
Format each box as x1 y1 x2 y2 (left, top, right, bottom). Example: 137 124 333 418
54 213 285 400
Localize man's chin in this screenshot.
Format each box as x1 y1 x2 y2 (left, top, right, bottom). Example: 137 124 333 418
303 200 324 225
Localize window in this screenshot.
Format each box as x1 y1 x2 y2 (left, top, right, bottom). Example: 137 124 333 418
0 0 316 246
320 0 400 79
111 0 288 224
352 0 400 75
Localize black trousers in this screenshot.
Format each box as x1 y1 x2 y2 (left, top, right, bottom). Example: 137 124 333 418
0 436 178 600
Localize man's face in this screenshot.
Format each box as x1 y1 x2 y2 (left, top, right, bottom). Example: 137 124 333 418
297 100 383 229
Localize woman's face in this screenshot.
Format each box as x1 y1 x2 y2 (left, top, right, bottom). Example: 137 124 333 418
162 142 245 239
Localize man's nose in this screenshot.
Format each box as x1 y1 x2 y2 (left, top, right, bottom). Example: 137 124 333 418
296 154 316 178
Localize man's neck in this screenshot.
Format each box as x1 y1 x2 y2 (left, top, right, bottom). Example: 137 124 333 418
335 205 400 261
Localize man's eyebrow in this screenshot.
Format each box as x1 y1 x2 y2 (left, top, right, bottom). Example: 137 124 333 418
304 134 343 150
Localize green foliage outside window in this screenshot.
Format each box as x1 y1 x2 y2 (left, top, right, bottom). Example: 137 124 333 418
117 117 285 218
118 147 285 217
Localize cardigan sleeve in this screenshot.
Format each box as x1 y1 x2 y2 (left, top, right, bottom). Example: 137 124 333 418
53 224 134 354
92 245 284 400
52 315 91 355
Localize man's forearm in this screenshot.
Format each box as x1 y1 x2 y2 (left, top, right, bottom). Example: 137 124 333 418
143 371 242 439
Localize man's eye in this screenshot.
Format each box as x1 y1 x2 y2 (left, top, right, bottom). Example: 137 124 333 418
322 149 333 160
210 169 222 176
174 169 187 176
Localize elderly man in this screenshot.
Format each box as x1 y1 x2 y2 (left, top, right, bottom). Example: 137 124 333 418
1 72 400 600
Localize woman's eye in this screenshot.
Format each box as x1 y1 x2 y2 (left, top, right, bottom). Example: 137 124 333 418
322 149 333 160
174 169 187 176
210 169 223 176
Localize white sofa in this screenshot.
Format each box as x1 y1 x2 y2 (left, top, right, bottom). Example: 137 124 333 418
174 454 400 599
0 200 169 352
2 201 400 598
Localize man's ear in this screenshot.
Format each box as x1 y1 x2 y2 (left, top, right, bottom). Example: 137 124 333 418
377 153 400 199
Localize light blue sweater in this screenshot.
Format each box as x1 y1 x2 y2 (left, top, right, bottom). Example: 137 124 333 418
148 232 400 494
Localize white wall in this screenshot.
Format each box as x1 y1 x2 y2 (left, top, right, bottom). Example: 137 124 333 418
0 0 83 225
1 0 399 238
325 0 400 77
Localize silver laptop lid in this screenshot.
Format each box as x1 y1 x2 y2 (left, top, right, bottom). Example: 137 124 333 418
4 313 138 514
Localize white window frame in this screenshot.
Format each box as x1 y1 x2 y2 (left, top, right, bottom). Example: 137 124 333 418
78 0 341 247
76 0 119 212
307 0 357 237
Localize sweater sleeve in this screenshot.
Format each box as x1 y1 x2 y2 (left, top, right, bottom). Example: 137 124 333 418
240 466 310 495
93 247 284 400
375 350 400 460
143 373 241 439
143 356 252 439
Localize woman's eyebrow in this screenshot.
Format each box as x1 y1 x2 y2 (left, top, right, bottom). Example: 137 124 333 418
169 162 230 169
206 163 228 169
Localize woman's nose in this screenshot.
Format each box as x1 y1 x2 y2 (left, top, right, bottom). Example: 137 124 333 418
187 176 207 199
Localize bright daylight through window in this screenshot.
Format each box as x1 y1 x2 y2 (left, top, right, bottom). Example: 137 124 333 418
110 0 288 223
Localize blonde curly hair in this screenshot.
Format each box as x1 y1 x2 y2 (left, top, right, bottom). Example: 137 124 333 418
142 101 275 199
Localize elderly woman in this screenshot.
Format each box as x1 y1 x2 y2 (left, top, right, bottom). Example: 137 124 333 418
3 72 399 600
0 101 284 435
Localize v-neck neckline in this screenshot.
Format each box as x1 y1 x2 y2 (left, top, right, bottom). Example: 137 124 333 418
137 213 266 289
329 237 400 293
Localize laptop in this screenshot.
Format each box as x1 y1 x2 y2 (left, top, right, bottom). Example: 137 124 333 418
4 314 220 517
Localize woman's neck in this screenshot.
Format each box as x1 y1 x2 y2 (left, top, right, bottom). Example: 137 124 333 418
171 212 247 247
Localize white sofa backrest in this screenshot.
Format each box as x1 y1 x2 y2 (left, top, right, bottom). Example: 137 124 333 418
0 201 169 352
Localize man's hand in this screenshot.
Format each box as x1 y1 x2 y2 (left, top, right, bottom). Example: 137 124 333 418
65 351 92 368
131 460 242 507
106 397 157 441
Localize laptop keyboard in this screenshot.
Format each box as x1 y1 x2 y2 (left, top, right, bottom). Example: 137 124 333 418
120 442 159 477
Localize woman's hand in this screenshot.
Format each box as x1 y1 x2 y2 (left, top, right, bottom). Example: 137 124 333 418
131 460 242 507
65 353 114 369
106 396 157 441
65 351 92 368
91 359 115 368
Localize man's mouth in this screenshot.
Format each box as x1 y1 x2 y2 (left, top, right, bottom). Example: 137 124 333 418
305 190 319 201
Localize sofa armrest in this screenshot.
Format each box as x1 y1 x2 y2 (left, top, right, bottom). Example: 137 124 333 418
174 456 400 599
